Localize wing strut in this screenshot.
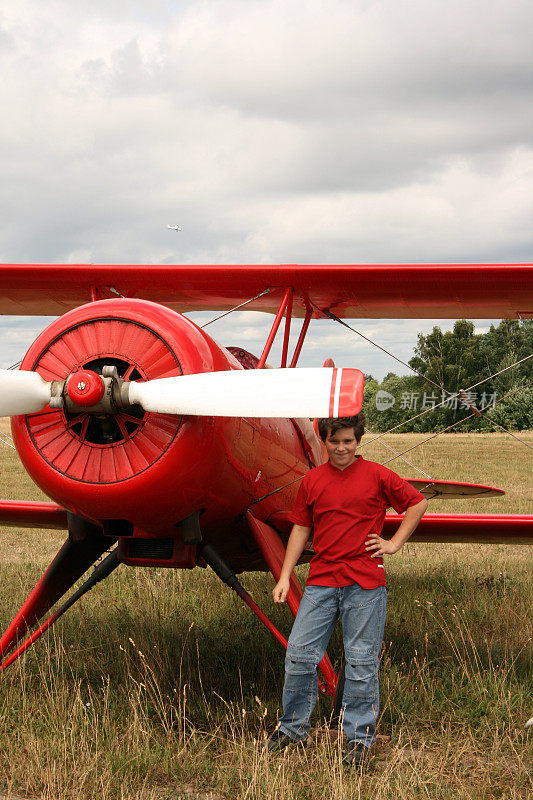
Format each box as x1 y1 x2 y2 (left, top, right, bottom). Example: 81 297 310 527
198 541 289 651
254 287 314 369
257 287 293 368
290 307 313 368
198 529 337 698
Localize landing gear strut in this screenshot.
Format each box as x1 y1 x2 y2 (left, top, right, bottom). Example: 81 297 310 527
0 517 116 671
199 516 338 698
198 541 289 651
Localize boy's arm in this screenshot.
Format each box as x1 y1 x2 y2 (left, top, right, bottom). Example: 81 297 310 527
365 497 428 557
272 524 312 603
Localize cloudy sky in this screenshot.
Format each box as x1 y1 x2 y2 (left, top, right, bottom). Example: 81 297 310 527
1 0 532 377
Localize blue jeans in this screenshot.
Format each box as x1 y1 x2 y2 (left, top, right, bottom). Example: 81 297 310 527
278 583 387 746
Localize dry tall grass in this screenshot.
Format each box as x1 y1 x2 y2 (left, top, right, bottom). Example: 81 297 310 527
0 423 531 799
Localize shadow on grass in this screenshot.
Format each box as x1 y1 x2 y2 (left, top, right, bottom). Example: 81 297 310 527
1 563 530 732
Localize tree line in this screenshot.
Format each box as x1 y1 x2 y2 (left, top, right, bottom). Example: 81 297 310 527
363 319 532 432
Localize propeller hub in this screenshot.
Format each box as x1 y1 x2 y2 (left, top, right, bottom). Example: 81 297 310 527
66 370 105 407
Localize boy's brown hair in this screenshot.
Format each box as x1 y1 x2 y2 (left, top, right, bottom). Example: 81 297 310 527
317 413 365 443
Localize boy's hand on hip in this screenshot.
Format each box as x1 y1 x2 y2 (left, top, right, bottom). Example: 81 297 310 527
273 577 291 603
365 533 400 557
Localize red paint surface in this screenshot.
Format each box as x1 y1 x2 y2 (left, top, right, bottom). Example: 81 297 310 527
280 289 293 368
66 370 105 406
257 286 292 368
0 263 531 317
289 307 312 368
383 513 533 544
234 585 289 652
0 500 68 529
0 609 62 670
269 510 533 544
338 369 365 416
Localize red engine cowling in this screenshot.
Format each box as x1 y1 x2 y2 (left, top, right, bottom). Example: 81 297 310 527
11 298 248 530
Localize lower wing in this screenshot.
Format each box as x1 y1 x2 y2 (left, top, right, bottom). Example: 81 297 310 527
2 500 531 545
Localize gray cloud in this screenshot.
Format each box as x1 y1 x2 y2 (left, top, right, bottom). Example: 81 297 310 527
0 1 531 371
0 313 503 383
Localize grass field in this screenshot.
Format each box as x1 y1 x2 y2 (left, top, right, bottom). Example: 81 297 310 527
0 422 532 799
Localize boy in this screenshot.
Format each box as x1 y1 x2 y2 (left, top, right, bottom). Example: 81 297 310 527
266 414 427 765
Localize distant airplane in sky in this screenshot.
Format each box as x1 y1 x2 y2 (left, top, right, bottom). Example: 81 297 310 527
167 225 182 231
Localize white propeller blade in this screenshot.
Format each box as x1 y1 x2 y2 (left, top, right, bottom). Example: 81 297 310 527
128 368 364 418
0 369 53 417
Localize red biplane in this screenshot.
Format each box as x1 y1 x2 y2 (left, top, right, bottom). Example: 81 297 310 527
0 263 532 696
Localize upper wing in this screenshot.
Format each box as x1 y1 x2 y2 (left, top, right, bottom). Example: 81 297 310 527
0 263 531 318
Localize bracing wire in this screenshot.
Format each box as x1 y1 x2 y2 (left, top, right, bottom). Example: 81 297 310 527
366 429 433 478
319 307 533 454
200 289 273 328
381 383 532 463
322 310 445 392
360 356 532 450
323 307 533 404
0 432 15 450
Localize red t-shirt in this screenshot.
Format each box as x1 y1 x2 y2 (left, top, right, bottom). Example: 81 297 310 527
289 456 425 589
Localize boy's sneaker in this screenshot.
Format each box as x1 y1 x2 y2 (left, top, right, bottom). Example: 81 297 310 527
265 730 306 752
342 740 369 766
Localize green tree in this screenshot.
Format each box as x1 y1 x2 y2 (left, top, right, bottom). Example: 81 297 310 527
409 320 485 393
487 384 533 430
480 319 533 396
364 319 532 433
